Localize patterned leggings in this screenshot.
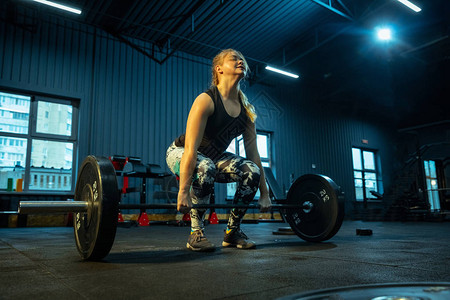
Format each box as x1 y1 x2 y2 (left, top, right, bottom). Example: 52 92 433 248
166 142 261 232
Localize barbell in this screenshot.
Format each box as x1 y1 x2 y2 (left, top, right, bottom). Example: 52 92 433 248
16 155 345 261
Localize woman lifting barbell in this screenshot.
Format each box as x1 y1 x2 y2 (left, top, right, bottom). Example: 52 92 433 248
166 49 272 252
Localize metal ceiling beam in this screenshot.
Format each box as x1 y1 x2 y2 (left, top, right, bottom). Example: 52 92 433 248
119 13 191 36
287 25 351 66
85 0 114 25
113 1 143 32
149 0 205 49
400 35 449 56
260 1 388 76
159 0 230 64
335 0 354 18
310 0 354 21
107 30 163 64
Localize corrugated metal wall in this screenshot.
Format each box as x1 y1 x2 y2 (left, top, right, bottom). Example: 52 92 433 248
88 33 210 164
0 8 398 217
0 9 210 164
244 84 398 215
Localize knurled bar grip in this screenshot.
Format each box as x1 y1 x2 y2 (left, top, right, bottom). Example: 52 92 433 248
118 203 311 210
18 201 312 214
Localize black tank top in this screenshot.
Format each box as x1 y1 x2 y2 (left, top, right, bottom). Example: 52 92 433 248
174 86 249 160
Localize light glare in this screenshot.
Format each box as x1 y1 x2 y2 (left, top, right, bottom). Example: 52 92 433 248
396 0 422 12
33 0 82 14
377 28 392 41
265 66 299 79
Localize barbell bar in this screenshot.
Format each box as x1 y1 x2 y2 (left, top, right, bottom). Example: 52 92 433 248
19 201 89 213
11 155 345 261
18 201 315 214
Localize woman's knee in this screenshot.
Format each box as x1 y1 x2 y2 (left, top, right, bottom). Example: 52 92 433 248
192 158 217 197
166 144 183 175
240 160 261 187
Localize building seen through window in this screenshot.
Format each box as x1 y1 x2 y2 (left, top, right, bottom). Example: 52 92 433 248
0 91 77 192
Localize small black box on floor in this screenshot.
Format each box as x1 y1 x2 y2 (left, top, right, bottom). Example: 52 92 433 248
356 228 373 236
272 227 295 235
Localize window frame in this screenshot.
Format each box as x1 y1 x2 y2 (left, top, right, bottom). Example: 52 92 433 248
352 147 381 203
0 89 79 193
225 130 272 200
423 160 441 211
228 130 272 167
256 131 272 168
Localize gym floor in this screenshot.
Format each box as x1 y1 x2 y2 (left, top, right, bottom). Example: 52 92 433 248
1 220 449 299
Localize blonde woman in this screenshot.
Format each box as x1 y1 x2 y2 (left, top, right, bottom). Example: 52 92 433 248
166 49 271 252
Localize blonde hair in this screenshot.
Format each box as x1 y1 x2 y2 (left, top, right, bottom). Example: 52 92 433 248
211 49 257 123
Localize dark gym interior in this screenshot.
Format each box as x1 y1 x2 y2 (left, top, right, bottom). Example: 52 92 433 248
1 0 449 299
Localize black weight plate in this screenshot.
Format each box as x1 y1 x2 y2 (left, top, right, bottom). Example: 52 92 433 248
284 174 344 242
74 156 119 260
277 282 450 300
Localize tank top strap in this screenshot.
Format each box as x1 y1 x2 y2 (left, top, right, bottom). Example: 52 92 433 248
205 86 219 106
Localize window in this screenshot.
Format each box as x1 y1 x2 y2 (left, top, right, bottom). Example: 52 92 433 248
225 132 272 199
352 147 381 202
424 160 440 211
0 91 78 192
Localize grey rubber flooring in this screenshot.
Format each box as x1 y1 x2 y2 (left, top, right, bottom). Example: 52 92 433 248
1 220 449 299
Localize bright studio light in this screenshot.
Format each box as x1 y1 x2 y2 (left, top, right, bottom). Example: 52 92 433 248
265 66 299 79
377 28 392 41
32 0 82 15
396 0 422 13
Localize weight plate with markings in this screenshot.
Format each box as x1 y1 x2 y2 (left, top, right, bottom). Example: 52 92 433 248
284 174 344 242
74 156 119 260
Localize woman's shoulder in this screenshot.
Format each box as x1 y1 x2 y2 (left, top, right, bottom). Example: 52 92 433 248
192 92 214 116
204 85 218 101
197 91 213 102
